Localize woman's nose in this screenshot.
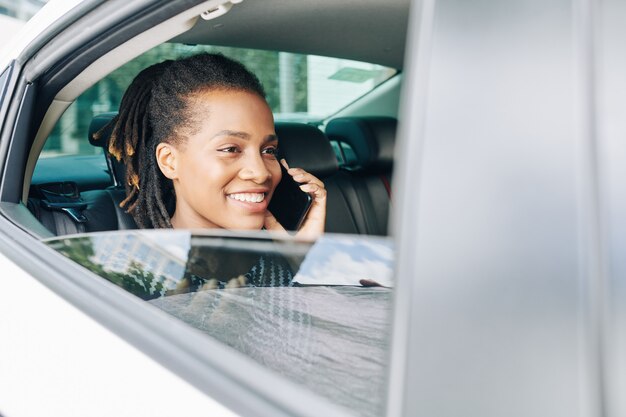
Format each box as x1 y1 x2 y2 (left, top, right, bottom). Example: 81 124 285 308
238 153 272 183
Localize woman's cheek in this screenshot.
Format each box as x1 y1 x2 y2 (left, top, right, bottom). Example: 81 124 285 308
271 164 282 188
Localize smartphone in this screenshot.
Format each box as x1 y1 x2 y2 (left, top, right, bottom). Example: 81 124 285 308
268 162 313 231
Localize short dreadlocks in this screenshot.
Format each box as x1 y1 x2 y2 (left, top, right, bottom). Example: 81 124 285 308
97 53 266 229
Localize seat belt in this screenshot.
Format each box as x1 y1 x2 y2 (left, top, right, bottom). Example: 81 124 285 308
35 182 88 235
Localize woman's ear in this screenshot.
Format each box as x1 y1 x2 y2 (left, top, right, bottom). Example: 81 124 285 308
156 143 178 180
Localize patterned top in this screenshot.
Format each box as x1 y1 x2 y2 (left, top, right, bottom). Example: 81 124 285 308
181 254 295 292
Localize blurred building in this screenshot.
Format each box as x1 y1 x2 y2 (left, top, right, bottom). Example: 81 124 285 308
0 0 47 42
92 233 187 284
0 0 47 20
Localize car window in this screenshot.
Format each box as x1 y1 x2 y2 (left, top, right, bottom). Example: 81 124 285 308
22 4 401 415
46 230 394 417
40 43 396 160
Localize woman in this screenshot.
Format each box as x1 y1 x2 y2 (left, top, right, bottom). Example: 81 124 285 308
98 53 327 290
101 53 326 238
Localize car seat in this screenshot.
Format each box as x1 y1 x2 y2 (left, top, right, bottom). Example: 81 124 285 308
27 113 137 235
325 116 397 235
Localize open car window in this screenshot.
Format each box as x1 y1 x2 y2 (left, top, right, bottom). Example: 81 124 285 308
12 2 401 415
40 43 397 160
46 230 394 417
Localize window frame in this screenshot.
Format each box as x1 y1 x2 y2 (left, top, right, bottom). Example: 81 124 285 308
0 64 13 118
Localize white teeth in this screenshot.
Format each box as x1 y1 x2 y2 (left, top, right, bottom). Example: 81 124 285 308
228 193 265 203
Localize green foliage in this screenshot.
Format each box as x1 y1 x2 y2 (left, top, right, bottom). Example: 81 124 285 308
50 237 167 300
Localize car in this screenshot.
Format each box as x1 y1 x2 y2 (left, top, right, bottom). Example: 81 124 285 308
0 0 624 416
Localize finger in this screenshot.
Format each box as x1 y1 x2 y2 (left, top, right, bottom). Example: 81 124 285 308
280 158 290 170
293 174 324 188
359 278 384 287
300 183 327 201
225 274 247 289
289 170 325 188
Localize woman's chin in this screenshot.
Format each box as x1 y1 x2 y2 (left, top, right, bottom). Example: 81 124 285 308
225 217 265 232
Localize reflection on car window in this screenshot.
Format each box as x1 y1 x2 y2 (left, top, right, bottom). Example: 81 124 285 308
46 231 393 416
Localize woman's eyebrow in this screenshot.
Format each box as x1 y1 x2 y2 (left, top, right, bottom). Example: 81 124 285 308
212 130 278 143
211 130 250 140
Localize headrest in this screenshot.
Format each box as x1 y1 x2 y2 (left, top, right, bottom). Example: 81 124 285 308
275 122 338 178
88 112 118 148
325 116 397 173
88 112 124 186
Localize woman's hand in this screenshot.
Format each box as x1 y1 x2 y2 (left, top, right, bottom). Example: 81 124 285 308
264 159 326 240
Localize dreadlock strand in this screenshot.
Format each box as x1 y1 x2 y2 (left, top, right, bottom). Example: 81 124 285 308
150 157 171 227
133 106 151 186
107 117 125 161
120 187 137 209
144 179 161 228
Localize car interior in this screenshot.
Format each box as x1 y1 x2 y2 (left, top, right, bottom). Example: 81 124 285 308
6 0 410 240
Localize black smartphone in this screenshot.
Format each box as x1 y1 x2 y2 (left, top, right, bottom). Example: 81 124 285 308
268 162 313 231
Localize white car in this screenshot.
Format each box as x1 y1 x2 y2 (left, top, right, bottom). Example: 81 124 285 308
0 0 624 416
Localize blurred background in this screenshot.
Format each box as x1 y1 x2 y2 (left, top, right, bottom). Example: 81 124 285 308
0 0 46 37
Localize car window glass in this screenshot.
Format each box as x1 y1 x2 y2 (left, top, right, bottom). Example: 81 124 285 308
46 230 394 417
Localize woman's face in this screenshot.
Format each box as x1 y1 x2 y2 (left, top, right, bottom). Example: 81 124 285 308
157 89 282 230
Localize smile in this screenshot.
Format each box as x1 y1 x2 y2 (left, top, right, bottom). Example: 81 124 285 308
227 192 266 203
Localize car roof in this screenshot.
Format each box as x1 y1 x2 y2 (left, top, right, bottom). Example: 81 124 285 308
172 0 410 69
2 0 410 71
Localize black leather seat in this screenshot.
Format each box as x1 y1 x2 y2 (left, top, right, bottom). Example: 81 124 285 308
87 112 126 187
325 116 397 235
28 113 137 235
28 180 137 236
275 122 357 234
276 122 366 235
85 112 138 231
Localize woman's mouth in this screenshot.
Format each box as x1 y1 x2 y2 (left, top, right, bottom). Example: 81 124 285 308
226 192 269 213
227 192 266 203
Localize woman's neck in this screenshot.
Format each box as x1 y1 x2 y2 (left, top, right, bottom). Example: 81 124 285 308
170 207 220 230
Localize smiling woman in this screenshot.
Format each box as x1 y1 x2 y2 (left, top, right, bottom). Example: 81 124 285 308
100 52 326 236
155 89 282 230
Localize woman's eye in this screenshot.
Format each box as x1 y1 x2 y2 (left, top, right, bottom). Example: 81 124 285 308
218 146 240 153
262 146 278 156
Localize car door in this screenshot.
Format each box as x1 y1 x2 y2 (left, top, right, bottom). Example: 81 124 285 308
0 2 299 417
597 0 626 415
390 0 619 416
0 1 396 417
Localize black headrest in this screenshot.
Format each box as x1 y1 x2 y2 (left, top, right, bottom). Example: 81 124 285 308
275 122 338 178
88 112 118 148
325 116 397 173
88 112 124 186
